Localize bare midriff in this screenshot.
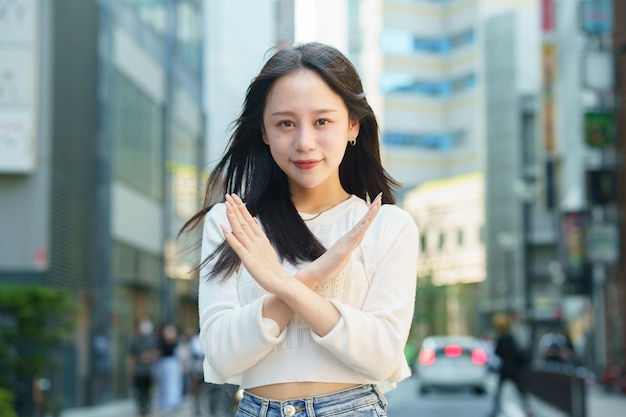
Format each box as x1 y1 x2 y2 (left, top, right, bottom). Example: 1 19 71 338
247 382 360 400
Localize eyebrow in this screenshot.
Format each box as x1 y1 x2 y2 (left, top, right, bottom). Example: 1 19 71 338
269 109 339 117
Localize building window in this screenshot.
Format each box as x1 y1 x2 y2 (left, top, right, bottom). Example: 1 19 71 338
380 28 474 56
420 234 428 253
347 0 364 55
457 229 464 246
438 232 445 250
113 241 162 285
176 0 203 75
171 122 200 219
113 70 164 199
382 130 466 151
124 0 168 36
381 73 475 96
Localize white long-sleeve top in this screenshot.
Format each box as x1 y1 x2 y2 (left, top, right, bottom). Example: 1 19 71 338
198 195 419 393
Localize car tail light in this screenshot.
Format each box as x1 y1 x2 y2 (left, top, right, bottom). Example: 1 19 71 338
444 344 462 357
471 348 488 366
419 348 436 366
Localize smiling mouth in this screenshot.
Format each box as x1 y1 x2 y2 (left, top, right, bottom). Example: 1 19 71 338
293 160 320 170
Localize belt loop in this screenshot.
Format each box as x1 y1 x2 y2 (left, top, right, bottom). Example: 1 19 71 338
372 384 388 409
305 397 315 417
260 399 270 417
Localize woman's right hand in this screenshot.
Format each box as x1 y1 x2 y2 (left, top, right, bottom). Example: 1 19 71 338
298 193 382 288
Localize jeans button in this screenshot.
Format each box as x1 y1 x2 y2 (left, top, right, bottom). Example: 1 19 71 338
283 404 296 417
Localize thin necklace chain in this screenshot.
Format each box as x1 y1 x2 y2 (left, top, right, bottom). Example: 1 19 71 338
301 195 351 222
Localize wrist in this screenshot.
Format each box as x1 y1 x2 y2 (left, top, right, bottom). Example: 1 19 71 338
295 268 319 289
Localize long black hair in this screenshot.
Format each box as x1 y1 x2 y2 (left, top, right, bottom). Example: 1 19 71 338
180 42 399 281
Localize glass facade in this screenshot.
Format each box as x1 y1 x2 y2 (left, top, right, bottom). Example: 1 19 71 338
176 0 203 75
381 73 475 95
379 28 476 96
124 0 168 36
125 0 203 75
170 122 200 220
112 241 162 286
382 130 466 151
380 28 474 55
112 70 164 199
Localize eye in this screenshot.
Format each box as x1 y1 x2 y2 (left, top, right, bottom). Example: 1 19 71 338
279 120 295 128
316 119 329 126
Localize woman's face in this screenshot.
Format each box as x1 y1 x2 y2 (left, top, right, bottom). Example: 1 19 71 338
261 69 359 196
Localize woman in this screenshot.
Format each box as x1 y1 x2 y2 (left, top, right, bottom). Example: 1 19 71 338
490 313 531 417
181 42 419 417
155 323 183 415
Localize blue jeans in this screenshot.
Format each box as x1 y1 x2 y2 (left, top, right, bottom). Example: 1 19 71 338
236 384 388 417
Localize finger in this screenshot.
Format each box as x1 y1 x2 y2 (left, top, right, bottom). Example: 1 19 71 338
225 195 252 242
231 194 254 222
220 224 246 256
226 194 250 227
359 194 382 226
349 195 382 239
231 194 263 237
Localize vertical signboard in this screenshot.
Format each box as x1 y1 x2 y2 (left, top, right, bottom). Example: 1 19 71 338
541 0 556 154
580 0 613 36
561 212 590 295
540 0 557 209
0 0 38 173
542 43 557 153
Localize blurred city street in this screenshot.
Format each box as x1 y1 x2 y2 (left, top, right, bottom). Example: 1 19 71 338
58 375 626 417
2 0 626 416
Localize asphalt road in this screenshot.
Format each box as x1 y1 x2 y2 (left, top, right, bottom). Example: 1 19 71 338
385 375 524 417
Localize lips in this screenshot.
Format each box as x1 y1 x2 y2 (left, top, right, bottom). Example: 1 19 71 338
293 160 320 170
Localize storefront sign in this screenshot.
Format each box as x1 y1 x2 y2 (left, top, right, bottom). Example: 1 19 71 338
580 0 613 36
0 0 37 173
584 111 616 148
587 223 619 264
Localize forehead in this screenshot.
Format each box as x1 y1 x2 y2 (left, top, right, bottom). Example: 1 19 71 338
265 69 344 108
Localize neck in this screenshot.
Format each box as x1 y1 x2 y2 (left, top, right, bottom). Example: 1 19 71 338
292 190 351 215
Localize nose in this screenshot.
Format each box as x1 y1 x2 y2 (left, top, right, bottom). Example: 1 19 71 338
293 125 316 151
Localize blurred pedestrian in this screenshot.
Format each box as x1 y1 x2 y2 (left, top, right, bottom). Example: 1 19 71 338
478 331 500 373
177 326 195 396
188 329 204 416
179 42 419 417
91 323 112 403
127 316 159 417
489 313 531 417
538 328 576 366
156 323 184 416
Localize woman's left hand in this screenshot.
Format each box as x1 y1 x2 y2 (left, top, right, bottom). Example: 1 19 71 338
298 193 382 288
220 194 287 293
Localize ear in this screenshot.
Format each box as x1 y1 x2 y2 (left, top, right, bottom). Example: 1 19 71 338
348 116 360 141
261 123 269 145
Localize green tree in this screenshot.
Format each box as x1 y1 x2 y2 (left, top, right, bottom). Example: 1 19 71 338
412 275 448 339
0 387 18 417
0 284 77 416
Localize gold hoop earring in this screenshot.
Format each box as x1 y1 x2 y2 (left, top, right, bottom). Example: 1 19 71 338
349 138 356 147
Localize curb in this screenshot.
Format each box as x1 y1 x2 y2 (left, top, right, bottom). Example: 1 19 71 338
59 399 136 417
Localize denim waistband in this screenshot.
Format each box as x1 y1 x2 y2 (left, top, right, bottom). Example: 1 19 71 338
238 384 387 417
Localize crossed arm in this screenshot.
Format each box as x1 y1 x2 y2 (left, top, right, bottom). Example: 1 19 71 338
219 193 382 337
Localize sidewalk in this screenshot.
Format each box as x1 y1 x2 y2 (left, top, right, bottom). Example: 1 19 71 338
59 395 197 417
506 384 626 417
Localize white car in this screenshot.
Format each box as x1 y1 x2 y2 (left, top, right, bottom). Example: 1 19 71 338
415 335 489 395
